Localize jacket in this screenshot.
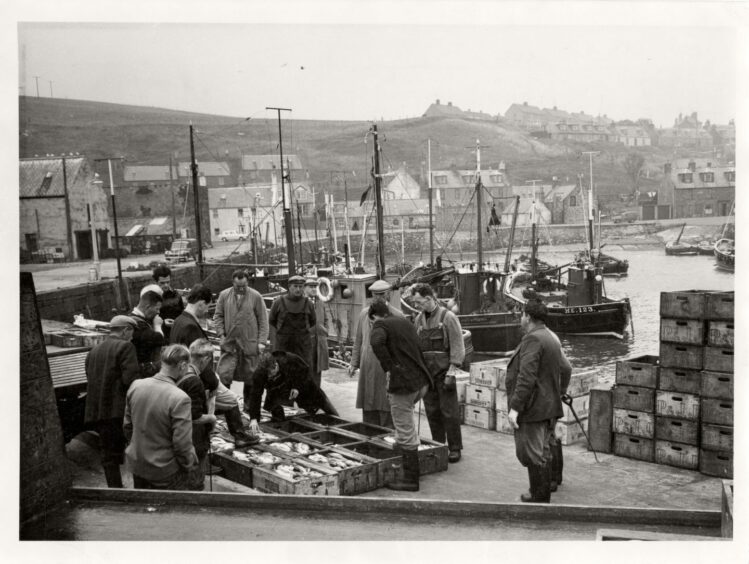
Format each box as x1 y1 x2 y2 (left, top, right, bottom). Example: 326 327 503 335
129 310 166 374
169 310 208 348
414 306 465 366
84 335 140 423
213 286 269 357
505 325 572 423
370 315 432 394
124 372 198 481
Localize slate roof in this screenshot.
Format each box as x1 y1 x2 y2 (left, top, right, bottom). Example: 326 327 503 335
19 157 86 198
209 186 274 209
116 216 190 237
544 184 578 203
123 165 179 182
177 161 232 177
241 154 303 171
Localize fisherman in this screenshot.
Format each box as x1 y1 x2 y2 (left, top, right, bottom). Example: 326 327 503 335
368 300 432 491
246 351 339 435
506 298 571 503
123 344 201 490
304 277 330 388
348 279 403 428
130 288 166 377
411 283 465 463
268 275 316 378
84 315 140 488
151 264 185 339
213 269 269 412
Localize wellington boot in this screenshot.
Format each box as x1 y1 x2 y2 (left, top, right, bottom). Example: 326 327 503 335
551 440 563 486
386 449 420 492
103 463 123 489
224 406 246 437
520 463 551 503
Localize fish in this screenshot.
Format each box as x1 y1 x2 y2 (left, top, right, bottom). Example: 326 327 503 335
272 442 293 452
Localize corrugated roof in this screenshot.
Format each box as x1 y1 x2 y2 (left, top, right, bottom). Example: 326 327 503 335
208 186 275 209
177 161 232 177
241 154 303 171
117 216 188 237
123 165 179 182
19 157 87 198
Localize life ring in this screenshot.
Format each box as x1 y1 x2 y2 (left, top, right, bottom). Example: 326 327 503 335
317 276 333 302
482 275 500 300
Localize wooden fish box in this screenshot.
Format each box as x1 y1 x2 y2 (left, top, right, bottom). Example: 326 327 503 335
612 385 655 413
261 418 323 435
701 424 734 452
658 367 701 395
613 434 654 462
494 389 508 413
701 370 733 400
301 447 379 496
66 329 107 348
721 480 733 538
256 438 322 459
469 358 509 389
655 416 699 446
50 331 82 348
465 383 496 409
706 291 734 320
463 405 496 430
703 346 734 373
660 290 707 319
334 421 393 440
566 369 599 397
700 449 733 479
708 320 734 348
559 394 590 423
655 391 700 420
588 388 613 453
370 436 449 475
660 318 705 345
555 418 588 446
495 410 513 435
615 355 659 389
613 408 654 439
335 441 402 488
659 342 703 370
296 429 366 448
211 450 256 487
252 458 339 495
298 413 349 427
701 398 734 426
655 440 699 470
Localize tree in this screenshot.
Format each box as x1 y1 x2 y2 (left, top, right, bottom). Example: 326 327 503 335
623 153 645 195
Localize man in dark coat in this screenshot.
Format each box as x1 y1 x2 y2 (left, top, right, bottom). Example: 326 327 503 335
269 275 316 378
152 264 185 340
506 299 572 503
169 284 213 348
369 300 432 491
84 315 141 487
130 290 166 377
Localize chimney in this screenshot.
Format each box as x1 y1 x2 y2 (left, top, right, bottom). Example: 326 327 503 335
448 101 452 106
523 101 528 106
688 160 696 172
436 99 440 105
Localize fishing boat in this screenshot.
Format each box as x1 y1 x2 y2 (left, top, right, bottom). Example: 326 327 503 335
714 203 735 271
665 223 699 256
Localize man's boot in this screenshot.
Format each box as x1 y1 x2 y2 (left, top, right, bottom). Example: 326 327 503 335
551 439 563 487
224 405 257 448
102 463 123 488
386 448 420 492
520 463 551 503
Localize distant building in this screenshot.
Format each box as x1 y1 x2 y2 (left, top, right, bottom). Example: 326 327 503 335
504 102 613 139
500 197 552 227
656 112 714 149
613 125 652 147
239 154 304 185
543 184 585 225
430 167 508 208
382 165 422 200
422 99 497 121
658 158 735 219
177 161 233 188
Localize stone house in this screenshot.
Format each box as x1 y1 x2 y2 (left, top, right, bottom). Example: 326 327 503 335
543 184 585 225
659 158 735 219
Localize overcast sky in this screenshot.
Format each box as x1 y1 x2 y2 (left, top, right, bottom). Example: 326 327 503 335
14 2 747 128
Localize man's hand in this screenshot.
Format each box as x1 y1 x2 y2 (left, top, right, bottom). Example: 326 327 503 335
508 408 520 430
258 342 266 354
348 366 357 378
152 315 163 329
249 419 260 435
289 388 299 401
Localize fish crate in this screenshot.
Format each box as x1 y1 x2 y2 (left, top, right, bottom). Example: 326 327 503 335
658 367 701 395
296 429 366 449
210 446 287 488
255 438 322 459
701 424 734 452
706 291 734 321
469 358 509 389
588 388 613 453
708 320 734 349
566 369 599 397
660 291 708 319
703 346 734 373
658 342 704 370
612 385 655 413
612 408 654 439
659 318 706 346
50 332 82 348
655 416 699 446
615 356 659 389
495 410 513 435
655 440 699 470
465 383 496 409
64 329 107 348
555 418 588 446
370 435 449 475
700 449 733 479
613 434 655 462
260 418 324 435
700 370 734 400
559 394 590 423
701 398 734 427
655 391 700 421
334 441 403 488
298 413 350 427
252 458 339 496
334 421 393 440
463 405 496 431
721 480 733 539
300 447 379 496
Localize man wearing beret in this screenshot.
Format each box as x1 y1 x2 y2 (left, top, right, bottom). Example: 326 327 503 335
269 275 316 380
84 315 141 488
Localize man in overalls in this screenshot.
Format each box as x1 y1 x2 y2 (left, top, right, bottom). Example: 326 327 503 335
412 283 465 463
269 275 317 379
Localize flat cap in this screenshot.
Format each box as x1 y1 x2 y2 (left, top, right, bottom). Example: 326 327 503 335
369 279 391 293
304 278 319 286
288 275 306 285
110 315 137 329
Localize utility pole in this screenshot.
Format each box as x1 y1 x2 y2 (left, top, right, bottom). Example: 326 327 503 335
267 106 295 275
467 139 489 274
427 139 434 265
94 157 126 309
33 76 40 97
525 180 542 280
370 125 386 279
169 154 176 238
48 80 53 98
189 123 204 273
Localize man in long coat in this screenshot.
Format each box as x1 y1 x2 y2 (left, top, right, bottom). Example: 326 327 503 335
304 277 329 388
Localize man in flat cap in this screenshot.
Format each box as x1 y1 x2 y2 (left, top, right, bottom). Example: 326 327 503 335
349 279 402 428
84 315 141 488
269 275 316 381
304 277 329 388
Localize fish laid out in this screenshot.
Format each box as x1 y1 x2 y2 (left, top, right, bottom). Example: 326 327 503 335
210 436 236 452
267 441 312 455
275 462 324 481
255 431 281 443
307 451 362 469
231 448 281 466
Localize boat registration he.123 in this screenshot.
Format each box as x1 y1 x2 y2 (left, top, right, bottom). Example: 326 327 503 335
563 306 594 314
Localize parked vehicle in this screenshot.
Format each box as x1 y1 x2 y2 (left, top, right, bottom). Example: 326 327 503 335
165 238 197 263
220 230 246 242
612 211 638 223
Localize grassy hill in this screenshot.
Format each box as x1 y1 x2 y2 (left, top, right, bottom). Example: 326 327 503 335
19 96 674 208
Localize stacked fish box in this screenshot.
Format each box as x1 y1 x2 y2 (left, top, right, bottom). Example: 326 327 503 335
555 369 598 445
463 358 509 431
612 355 659 462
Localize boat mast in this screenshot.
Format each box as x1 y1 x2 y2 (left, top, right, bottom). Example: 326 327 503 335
582 151 599 255
503 195 521 273
267 106 295 275
475 139 484 274
343 173 352 271
428 139 434 265
371 125 386 279
530 199 537 280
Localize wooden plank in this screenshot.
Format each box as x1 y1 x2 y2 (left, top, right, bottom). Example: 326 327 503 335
596 528 721 541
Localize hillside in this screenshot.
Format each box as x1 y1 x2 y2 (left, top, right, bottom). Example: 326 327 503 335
19 96 674 206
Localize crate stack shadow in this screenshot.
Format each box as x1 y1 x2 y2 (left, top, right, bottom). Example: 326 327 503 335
590 290 733 478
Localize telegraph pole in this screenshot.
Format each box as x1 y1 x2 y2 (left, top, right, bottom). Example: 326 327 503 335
427 139 434 265
189 123 204 271
525 179 542 280
267 106 295 274
33 76 40 97
94 157 126 309
582 151 599 253
467 139 489 273
169 154 176 238
370 125 386 279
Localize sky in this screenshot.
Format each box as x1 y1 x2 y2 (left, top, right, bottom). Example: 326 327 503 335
12 1 748 128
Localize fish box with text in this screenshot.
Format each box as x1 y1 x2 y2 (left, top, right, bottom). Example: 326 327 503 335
708 321 734 348
659 318 705 345
660 291 707 319
655 440 699 470
701 371 734 400
334 442 402 488
465 383 496 409
655 416 699 446
469 358 509 389
613 408 654 439
706 291 734 320
615 356 659 389
302 448 379 495
463 405 496 431
613 434 655 462
655 391 700 421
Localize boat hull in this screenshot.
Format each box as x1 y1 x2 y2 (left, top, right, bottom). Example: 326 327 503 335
455 312 522 354
544 300 630 338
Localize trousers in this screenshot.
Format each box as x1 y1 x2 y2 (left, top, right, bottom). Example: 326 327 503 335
514 419 554 467
422 375 462 450
362 409 394 429
388 385 429 449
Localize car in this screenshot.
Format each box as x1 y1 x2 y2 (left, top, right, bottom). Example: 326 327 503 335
165 238 198 263
220 230 247 242
612 211 638 224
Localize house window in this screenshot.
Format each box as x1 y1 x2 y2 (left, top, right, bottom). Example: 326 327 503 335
218 177 225 186
677 173 693 184
434 175 447 185
462 175 473 185
704 204 713 215
439 189 446 202
699 172 714 183
237 208 244 217
214 228 220 235
490 175 501 183
212 209 219 219
569 196 577 207
393 218 400 226
724 171 735 182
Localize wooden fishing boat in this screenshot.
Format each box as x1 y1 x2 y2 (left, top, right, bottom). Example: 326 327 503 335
714 203 735 271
